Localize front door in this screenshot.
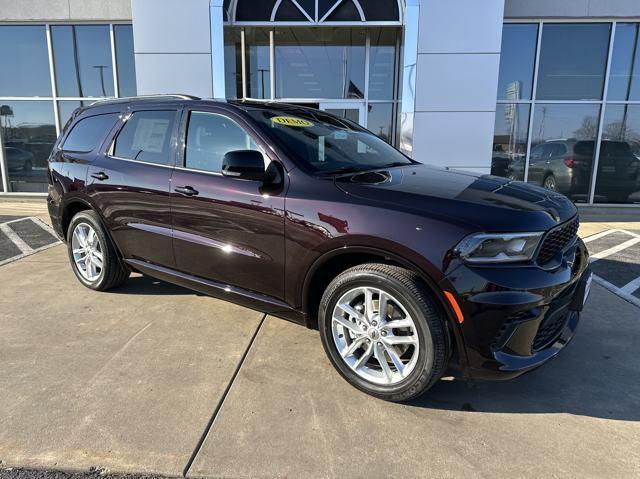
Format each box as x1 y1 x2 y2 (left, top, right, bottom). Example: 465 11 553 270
170 107 286 300
319 101 366 127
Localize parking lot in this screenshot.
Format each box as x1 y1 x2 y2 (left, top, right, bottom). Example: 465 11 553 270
1 202 639 478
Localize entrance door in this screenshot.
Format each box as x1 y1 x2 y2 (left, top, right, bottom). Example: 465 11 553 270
319 101 366 128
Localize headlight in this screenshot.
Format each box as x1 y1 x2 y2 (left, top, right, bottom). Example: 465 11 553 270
454 232 543 264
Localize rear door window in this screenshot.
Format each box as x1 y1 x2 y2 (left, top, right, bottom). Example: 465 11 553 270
113 110 177 165
62 113 119 153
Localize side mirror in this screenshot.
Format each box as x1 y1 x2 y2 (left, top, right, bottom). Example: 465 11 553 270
222 150 265 181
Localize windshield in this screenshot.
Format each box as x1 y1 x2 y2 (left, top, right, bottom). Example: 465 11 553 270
245 108 415 174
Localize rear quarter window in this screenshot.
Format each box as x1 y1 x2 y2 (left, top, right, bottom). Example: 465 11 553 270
62 113 119 153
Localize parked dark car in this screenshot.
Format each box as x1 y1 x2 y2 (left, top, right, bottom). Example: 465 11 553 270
5 146 34 172
47 96 592 402
528 139 639 202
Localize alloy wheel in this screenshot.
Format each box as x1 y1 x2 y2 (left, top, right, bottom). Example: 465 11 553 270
71 222 104 282
331 286 421 385
544 176 556 191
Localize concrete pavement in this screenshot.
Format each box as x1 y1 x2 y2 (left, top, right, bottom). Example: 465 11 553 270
188 284 640 479
0 246 264 476
1 199 640 478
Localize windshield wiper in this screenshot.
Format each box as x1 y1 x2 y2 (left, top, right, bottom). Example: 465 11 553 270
318 166 368 175
320 162 411 176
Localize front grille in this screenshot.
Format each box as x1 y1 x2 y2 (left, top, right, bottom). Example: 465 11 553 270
533 310 568 351
536 216 579 264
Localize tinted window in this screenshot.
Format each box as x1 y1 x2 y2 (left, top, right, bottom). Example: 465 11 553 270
0 26 51 96
491 103 530 180
0 101 55 193
369 28 398 101
51 25 114 97
536 24 610 100
114 111 176 165
528 104 601 201
224 28 242 99
497 24 537 101
185 112 261 173
607 23 640 101
275 28 366 99
62 113 119 153
114 25 137 97
246 28 271 99
595 105 640 204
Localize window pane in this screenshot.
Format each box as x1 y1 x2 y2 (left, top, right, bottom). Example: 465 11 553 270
325 108 360 123
369 28 398 101
492 103 530 181
275 27 366 99
58 100 89 131
114 25 137 97
52 25 114 97
0 26 51 97
527 104 601 202
607 23 640 102
62 113 118 153
1 101 55 193
246 28 271 99
594 105 640 204
114 110 176 165
367 102 394 144
496 24 537 101
536 24 610 100
185 112 260 173
224 28 242 99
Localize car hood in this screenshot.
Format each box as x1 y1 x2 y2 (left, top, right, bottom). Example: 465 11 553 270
334 164 577 232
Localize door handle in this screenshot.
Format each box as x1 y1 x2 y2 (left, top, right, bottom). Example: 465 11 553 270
174 186 199 196
91 171 109 181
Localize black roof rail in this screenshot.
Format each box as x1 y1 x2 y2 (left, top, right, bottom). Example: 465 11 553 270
88 94 200 106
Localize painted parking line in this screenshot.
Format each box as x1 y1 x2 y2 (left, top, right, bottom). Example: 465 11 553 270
582 229 640 309
0 217 62 267
590 237 640 261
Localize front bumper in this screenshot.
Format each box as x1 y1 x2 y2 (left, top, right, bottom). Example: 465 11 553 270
443 238 591 380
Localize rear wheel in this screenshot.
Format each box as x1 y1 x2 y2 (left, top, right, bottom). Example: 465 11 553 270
67 210 130 291
543 174 557 191
319 263 450 402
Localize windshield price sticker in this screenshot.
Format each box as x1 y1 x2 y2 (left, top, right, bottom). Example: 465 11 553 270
271 116 314 127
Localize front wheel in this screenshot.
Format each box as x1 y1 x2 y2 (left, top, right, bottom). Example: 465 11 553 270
318 264 450 402
67 210 130 291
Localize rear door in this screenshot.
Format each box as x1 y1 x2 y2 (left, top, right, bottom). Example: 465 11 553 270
170 106 286 299
86 106 180 267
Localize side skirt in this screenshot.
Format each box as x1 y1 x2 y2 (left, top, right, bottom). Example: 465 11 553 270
125 258 307 325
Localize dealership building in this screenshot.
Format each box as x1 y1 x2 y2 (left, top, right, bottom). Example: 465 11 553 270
1 0 639 206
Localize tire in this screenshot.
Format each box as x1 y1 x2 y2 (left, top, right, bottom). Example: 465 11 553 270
66 210 130 291
318 263 450 402
543 174 557 191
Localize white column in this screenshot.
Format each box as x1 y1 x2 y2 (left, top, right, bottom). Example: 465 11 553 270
411 0 504 172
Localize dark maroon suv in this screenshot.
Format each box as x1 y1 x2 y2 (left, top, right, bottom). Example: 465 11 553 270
47 95 592 401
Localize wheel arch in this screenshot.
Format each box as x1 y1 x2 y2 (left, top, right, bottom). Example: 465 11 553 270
61 198 93 240
61 198 127 264
301 245 468 372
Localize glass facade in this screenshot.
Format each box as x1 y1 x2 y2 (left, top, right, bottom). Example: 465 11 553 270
494 22 640 205
0 23 135 193
225 26 400 145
